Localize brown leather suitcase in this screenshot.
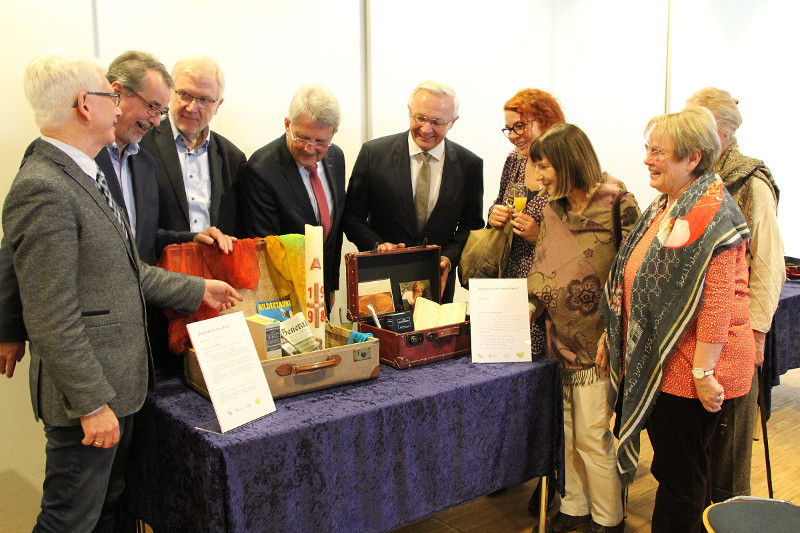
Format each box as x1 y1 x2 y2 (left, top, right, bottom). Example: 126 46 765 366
345 246 470 369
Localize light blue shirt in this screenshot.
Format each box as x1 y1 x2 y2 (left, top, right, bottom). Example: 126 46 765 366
107 142 139 237
171 120 211 232
297 161 333 223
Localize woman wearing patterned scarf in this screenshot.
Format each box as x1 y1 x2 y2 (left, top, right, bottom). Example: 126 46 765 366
527 123 640 533
687 87 784 504
601 107 755 533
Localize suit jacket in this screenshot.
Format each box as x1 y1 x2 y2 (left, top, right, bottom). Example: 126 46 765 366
342 132 484 301
139 119 246 237
1 139 204 425
236 135 346 293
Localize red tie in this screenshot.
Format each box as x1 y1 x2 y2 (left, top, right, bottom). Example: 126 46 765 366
305 164 331 241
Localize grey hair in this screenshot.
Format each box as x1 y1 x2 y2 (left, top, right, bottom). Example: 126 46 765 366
172 55 225 98
686 87 742 139
645 106 721 178
24 50 106 130
107 50 173 94
408 80 459 119
288 84 341 130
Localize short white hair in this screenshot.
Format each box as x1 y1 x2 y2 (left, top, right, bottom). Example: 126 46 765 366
172 55 225 98
408 80 459 118
288 83 341 130
24 50 106 130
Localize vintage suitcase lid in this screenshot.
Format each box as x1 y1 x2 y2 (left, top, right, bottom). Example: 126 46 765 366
345 245 442 322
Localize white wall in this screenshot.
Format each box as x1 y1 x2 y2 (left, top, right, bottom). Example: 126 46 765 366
1 1 796 530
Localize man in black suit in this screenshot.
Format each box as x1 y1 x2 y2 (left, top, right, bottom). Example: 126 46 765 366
342 80 484 303
139 55 245 238
236 84 345 308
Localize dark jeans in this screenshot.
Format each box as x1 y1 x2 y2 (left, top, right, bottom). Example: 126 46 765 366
647 393 728 533
35 414 134 533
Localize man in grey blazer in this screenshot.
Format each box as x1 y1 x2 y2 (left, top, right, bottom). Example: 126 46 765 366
139 55 245 238
342 80 484 303
2 51 241 532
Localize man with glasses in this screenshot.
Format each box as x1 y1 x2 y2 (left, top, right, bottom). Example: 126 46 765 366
140 55 245 240
343 80 484 302
236 84 345 309
2 50 240 532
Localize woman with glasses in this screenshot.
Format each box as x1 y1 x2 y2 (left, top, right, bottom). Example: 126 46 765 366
527 123 638 533
602 107 755 532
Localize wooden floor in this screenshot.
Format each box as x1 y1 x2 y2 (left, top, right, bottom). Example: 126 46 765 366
391 368 800 533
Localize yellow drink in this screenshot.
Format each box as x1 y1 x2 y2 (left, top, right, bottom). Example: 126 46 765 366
514 196 527 212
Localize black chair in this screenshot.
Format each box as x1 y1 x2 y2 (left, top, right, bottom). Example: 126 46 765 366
704 496 800 532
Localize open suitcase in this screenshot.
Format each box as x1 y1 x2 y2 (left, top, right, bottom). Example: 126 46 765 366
345 245 470 369
158 238 380 399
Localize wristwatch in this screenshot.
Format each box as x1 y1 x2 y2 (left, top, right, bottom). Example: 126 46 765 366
692 367 714 379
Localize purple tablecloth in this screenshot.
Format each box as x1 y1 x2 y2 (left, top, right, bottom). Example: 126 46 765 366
122 356 564 532
763 279 800 416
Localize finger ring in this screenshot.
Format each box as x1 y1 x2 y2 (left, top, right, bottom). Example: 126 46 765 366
94 441 102 446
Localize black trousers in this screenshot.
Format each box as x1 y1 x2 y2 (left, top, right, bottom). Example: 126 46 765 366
647 393 729 533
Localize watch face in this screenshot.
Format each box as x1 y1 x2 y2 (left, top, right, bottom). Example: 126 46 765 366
692 368 704 379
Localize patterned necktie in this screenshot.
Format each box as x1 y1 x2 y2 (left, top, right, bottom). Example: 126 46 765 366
414 152 432 232
305 164 331 241
95 169 129 243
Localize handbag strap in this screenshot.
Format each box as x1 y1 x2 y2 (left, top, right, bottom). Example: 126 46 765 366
612 190 624 250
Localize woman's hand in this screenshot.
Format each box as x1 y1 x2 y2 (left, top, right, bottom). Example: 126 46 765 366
595 332 609 375
488 205 511 228
511 212 539 242
695 374 725 413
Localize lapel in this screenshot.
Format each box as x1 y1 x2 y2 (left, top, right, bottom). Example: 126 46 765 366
278 139 317 223
38 140 135 264
154 120 191 225
319 149 338 218
393 133 416 234
94 147 129 218
208 132 224 226
424 138 457 231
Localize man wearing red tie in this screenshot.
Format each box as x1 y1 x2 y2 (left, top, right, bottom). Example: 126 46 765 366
237 84 345 309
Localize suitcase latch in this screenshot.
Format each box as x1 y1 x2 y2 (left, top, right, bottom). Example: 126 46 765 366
406 332 424 347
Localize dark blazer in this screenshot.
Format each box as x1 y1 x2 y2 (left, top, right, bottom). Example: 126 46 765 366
342 131 484 301
139 119 246 237
2 139 204 425
236 135 346 293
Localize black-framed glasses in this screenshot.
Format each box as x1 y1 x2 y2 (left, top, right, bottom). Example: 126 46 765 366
288 124 332 150
174 89 218 109
501 120 534 138
73 91 121 107
644 143 672 161
130 91 169 118
410 113 455 128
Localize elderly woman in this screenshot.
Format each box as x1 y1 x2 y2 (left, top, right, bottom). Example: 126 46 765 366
601 107 755 533
487 89 565 359
527 123 639 533
687 88 784 503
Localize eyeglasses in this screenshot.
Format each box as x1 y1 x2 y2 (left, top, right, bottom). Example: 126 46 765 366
501 120 535 138
410 113 455 128
644 143 672 161
73 91 121 107
174 89 218 109
130 91 169 118
289 124 332 150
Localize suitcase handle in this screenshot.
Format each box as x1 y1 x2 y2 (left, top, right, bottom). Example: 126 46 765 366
425 326 462 341
275 354 342 376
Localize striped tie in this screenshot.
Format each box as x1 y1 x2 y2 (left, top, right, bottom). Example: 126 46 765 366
95 169 129 242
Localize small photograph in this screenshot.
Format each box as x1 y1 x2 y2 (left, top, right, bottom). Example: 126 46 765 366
358 279 395 318
399 279 432 311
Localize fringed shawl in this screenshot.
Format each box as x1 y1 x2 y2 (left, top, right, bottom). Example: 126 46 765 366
717 140 780 229
602 173 750 485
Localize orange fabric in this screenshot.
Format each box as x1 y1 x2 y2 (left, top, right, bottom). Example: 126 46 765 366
622 210 754 399
157 239 261 354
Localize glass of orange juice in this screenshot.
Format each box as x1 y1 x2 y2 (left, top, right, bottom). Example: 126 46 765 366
513 183 528 212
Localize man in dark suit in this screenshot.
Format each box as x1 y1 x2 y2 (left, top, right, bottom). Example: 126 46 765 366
342 80 484 303
2 51 239 532
236 84 346 308
139 55 245 238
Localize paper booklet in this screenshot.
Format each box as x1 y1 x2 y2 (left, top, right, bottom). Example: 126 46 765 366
412 296 467 330
468 278 532 363
279 312 320 355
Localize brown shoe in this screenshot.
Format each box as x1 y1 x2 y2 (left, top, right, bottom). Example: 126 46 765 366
544 511 591 533
589 519 624 533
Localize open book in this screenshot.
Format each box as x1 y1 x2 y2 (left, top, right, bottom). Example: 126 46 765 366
412 297 467 330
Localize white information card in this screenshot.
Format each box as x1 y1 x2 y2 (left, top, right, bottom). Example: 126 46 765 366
469 278 532 363
187 312 276 432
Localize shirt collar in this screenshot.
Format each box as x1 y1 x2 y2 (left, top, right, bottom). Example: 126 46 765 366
408 132 445 161
108 141 139 162
170 117 210 151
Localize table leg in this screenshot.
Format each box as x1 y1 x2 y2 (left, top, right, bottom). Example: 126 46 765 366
538 475 547 533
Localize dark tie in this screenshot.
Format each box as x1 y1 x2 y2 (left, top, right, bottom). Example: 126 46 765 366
95 169 129 242
305 164 331 241
415 152 432 231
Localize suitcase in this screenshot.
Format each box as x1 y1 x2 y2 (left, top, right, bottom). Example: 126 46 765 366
158 238 380 399
345 245 470 369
